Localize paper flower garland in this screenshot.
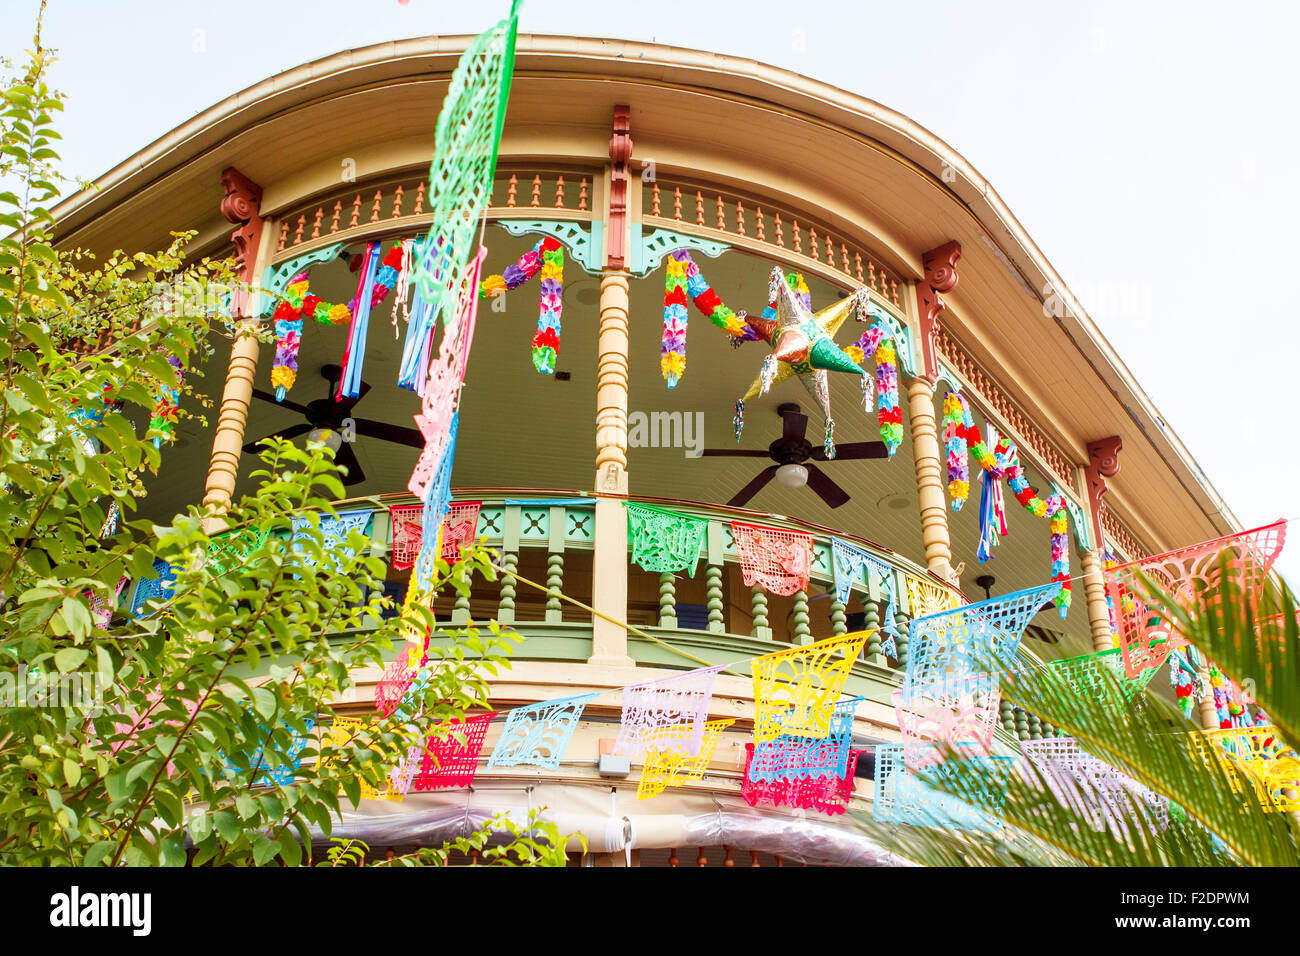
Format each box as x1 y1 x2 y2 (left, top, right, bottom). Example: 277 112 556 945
847 317 902 455
660 249 751 388
148 356 185 450
269 268 353 400
480 236 566 374
943 391 971 509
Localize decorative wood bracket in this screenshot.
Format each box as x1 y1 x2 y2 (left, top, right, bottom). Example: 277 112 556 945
1085 435 1123 552
913 240 961 382
605 105 633 270
220 167 264 318
629 228 730 276
497 219 605 275
258 242 348 316
1051 482 1093 552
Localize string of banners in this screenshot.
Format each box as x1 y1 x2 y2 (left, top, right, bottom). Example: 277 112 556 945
121 515 1295 824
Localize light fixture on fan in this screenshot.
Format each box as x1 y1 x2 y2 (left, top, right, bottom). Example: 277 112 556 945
774 463 809 489
307 427 343 453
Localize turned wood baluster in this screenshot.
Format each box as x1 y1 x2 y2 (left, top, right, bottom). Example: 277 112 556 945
414 181 425 215
750 851 760 867
370 190 382 222
736 199 745 236
706 564 725 633
293 214 305 245
793 220 802 254
695 191 704 226
497 551 518 624
792 589 811 644
842 243 850 274
891 279 900 306
697 848 707 867
349 194 361 228
892 606 910 668
724 846 734 867
751 585 771 639
506 174 517 207
810 227 819 261
452 567 472 625
578 176 588 211
330 200 341 234
855 252 864 283
868 261 877 291
775 212 784 247
668 849 678 867
311 207 322 239
755 206 765 241
545 554 564 623
555 175 565 208
716 194 725 230
530 174 541 207
864 599 883 659
276 221 288 252
999 699 1017 736
672 186 682 221
392 184 404 218
658 572 678 628
650 181 660 216
830 599 847 636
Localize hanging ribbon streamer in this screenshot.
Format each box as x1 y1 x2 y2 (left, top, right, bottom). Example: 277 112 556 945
480 236 565 374
398 238 438 394
338 242 379 400
959 415 1071 616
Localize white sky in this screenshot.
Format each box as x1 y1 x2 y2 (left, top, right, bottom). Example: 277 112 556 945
11 0 1299 583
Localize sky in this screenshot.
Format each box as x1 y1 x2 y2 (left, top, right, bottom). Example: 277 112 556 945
8 0 1298 581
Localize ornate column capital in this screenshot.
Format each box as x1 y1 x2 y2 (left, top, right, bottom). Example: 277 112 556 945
913 239 961 383
220 167 264 317
605 105 633 270
1085 435 1123 551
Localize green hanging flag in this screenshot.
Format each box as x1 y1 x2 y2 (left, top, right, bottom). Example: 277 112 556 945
411 0 522 321
626 503 709 577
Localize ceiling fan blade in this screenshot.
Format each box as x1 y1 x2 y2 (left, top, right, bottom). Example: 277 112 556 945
701 448 772 458
781 410 809 442
728 465 778 508
353 417 425 448
333 440 366 487
250 388 312 415
810 441 890 461
242 422 313 453
804 462 851 509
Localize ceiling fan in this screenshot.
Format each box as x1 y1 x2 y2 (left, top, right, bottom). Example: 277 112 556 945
244 364 424 486
700 402 887 509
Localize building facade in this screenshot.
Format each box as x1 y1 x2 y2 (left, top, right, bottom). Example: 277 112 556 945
52 35 1244 865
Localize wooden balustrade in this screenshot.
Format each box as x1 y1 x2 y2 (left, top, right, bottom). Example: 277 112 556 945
271 167 598 260
642 178 905 309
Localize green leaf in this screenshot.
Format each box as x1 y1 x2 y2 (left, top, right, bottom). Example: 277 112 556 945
250 686 278 721
53 647 88 673
253 835 280 865
62 757 81 788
